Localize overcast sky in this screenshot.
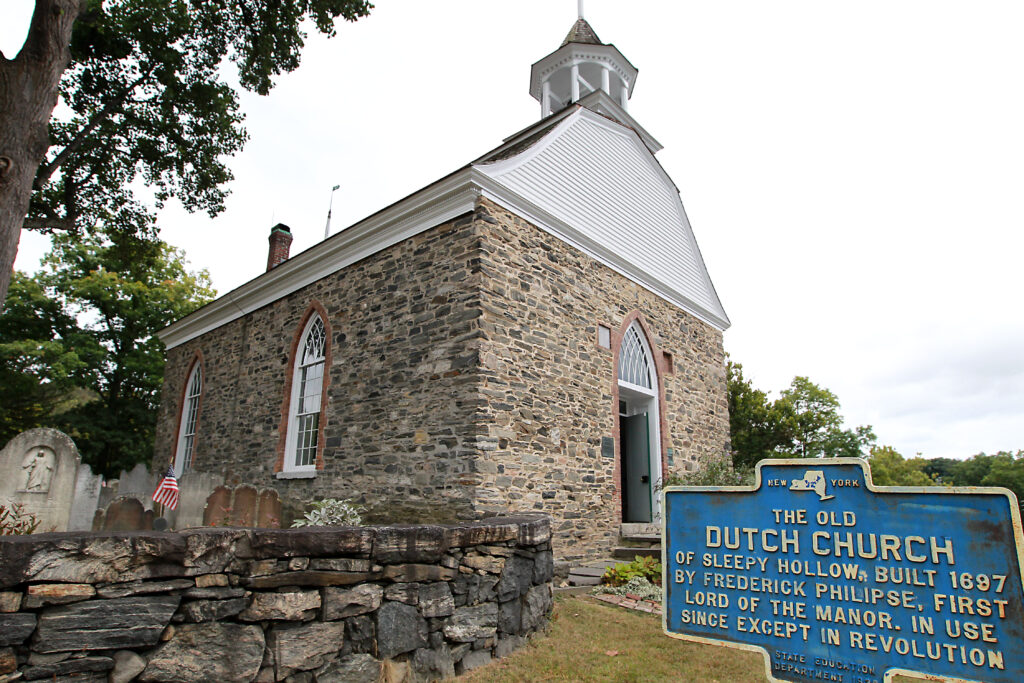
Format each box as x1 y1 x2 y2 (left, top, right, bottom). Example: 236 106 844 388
4 1 1022 461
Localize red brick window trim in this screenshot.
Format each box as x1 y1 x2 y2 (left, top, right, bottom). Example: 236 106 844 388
612 312 671 523
173 353 204 476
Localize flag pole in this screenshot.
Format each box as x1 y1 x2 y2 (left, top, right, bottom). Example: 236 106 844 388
324 184 340 239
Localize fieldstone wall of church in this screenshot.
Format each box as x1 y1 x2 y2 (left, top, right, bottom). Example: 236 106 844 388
470 198 729 563
154 197 728 564
0 516 553 682
155 213 488 524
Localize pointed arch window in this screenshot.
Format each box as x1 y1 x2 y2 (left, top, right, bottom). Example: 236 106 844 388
618 324 653 390
286 315 327 471
174 362 202 475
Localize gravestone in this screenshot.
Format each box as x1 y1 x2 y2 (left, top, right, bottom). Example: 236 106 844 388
116 463 155 501
195 485 284 529
67 464 104 531
203 486 232 526
0 429 82 532
257 489 283 528
164 470 221 530
232 486 258 527
96 479 118 513
102 497 151 531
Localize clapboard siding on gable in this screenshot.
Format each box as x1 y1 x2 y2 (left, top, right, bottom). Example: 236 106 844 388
478 109 727 328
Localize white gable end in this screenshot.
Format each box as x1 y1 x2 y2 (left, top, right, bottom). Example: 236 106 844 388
475 109 729 330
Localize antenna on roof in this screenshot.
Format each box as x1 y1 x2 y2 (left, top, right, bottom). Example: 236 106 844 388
324 184 340 239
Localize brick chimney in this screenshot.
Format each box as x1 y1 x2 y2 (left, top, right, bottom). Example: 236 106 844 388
266 223 293 271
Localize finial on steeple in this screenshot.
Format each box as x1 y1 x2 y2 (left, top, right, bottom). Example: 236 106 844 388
578 0 584 19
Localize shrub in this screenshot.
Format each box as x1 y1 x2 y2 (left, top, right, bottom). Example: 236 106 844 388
661 453 754 488
601 555 662 587
291 498 364 528
0 503 40 535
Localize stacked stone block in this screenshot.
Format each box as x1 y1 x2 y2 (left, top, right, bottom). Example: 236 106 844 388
0 516 552 682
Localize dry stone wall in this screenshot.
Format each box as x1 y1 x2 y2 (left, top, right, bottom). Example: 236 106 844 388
0 515 553 683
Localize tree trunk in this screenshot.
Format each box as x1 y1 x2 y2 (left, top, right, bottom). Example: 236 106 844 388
0 0 84 309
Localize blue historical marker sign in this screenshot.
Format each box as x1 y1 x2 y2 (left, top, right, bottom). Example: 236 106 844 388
663 459 1024 683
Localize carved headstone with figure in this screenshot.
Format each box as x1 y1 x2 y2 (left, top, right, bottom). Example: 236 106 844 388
0 429 82 532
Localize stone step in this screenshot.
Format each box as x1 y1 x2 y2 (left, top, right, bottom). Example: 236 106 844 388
612 546 661 561
566 574 602 587
566 558 618 587
568 566 608 578
618 536 660 547
620 522 660 537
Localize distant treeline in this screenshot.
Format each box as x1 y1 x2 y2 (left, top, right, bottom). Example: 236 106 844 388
724 359 1022 505
869 447 1024 502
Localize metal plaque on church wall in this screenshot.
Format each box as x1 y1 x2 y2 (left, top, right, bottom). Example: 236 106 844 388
663 458 1024 683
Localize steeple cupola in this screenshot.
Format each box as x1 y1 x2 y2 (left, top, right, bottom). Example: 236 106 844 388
529 9 638 118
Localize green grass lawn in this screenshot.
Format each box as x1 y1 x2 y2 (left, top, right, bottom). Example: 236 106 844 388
463 593 930 682
462 593 768 682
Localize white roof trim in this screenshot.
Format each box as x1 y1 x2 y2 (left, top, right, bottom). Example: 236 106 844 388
159 172 482 349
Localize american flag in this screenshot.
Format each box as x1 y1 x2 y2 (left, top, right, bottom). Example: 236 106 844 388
152 465 179 511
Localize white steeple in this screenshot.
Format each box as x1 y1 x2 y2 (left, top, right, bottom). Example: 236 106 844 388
529 13 638 118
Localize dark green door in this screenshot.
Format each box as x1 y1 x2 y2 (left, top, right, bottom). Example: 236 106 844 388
621 413 652 522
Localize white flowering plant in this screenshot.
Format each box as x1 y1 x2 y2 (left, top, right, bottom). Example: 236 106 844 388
290 498 365 528
593 576 663 602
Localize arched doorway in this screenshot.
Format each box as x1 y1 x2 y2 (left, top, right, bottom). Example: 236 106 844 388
617 322 662 523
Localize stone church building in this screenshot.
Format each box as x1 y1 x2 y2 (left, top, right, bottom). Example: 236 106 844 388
155 17 730 563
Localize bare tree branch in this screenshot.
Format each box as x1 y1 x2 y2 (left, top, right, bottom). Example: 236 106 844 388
23 217 75 231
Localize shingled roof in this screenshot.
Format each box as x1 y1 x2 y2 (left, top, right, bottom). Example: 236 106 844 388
561 18 603 46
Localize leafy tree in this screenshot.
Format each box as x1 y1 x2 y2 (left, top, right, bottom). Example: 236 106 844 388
0 0 374 307
978 452 1024 505
726 361 793 469
724 363 875 467
949 453 996 488
0 227 214 475
867 445 934 486
921 456 959 484
867 449 1024 509
0 272 87 441
777 376 875 459
949 451 1024 506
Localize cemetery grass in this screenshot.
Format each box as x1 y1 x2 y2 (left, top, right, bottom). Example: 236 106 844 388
462 593 767 682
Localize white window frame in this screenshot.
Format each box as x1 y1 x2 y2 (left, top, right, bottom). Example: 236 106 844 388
282 315 326 476
618 323 653 389
173 362 202 476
